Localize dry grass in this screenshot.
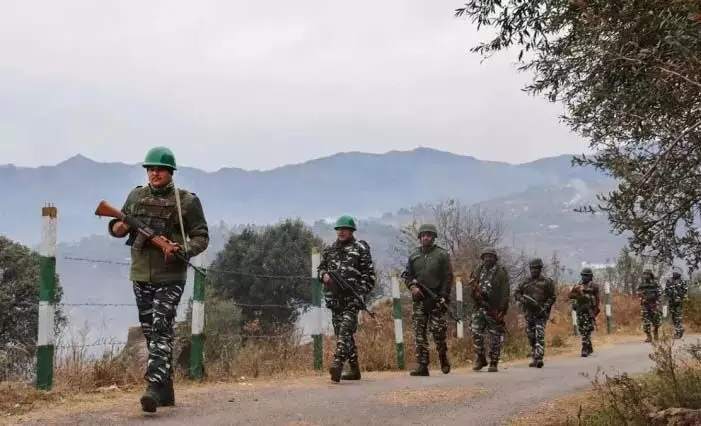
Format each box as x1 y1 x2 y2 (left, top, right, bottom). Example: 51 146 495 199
0 286 649 417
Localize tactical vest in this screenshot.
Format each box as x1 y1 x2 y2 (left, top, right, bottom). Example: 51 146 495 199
127 188 180 250
523 277 549 304
574 282 596 312
478 265 496 299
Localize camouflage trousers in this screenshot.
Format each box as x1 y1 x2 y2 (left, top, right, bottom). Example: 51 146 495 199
669 301 684 336
525 312 548 360
471 309 504 363
641 300 661 334
411 299 447 365
133 280 185 384
331 306 359 364
576 310 595 349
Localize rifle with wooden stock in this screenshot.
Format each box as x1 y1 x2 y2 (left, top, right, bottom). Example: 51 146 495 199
466 276 509 336
94 200 207 277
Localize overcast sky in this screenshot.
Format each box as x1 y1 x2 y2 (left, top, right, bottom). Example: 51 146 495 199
0 0 588 172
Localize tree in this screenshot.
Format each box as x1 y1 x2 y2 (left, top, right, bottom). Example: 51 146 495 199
0 236 65 380
395 199 505 279
455 1 701 268
207 220 324 336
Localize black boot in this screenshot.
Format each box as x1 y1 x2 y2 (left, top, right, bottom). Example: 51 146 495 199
410 364 429 376
158 379 175 407
581 343 589 357
472 354 488 371
439 351 450 374
329 359 343 383
140 382 161 413
588 342 594 354
653 327 659 341
487 361 498 372
341 360 361 380
644 332 652 343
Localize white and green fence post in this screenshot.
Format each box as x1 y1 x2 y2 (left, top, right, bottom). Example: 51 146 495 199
189 250 206 379
571 305 578 336
605 281 612 334
311 247 323 371
36 204 57 390
390 273 404 370
455 276 464 339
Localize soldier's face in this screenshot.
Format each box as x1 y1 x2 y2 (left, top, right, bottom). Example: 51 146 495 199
482 254 496 267
582 275 592 283
530 267 541 278
419 233 434 247
146 166 173 188
336 228 352 241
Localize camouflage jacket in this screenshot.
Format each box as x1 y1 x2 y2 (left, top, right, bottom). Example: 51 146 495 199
403 244 454 300
636 278 661 304
664 277 688 302
108 182 209 283
317 238 376 310
469 263 510 313
515 275 557 315
568 281 600 314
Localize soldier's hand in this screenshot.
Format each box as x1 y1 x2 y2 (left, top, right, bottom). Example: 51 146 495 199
323 273 332 285
111 220 130 237
411 286 422 298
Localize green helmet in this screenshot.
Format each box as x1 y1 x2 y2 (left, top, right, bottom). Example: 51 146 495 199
529 258 544 268
143 146 177 170
480 247 497 260
334 215 357 231
417 224 438 238
581 267 593 276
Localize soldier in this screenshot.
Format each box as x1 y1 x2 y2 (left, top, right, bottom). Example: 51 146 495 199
664 267 688 339
317 216 376 383
108 147 209 413
468 247 510 372
514 258 556 368
637 269 662 342
568 268 600 357
402 224 454 376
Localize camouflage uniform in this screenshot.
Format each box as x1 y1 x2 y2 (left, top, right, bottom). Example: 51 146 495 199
317 216 376 382
664 272 688 338
403 224 454 376
568 268 600 357
637 269 662 342
109 147 209 412
514 258 556 367
469 247 510 372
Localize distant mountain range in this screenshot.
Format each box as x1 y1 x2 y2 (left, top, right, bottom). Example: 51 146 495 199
1 147 607 245
2 147 628 347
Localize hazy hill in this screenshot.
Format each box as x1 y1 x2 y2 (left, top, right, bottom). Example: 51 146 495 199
0 147 607 245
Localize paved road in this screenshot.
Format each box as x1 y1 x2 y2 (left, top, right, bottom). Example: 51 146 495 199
19 336 701 426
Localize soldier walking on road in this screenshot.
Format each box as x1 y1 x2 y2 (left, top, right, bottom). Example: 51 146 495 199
637 269 662 342
664 267 688 339
514 258 556 368
468 247 510 372
568 268 600 357
402 224 454 377
108 147 210 413
317 216 376 383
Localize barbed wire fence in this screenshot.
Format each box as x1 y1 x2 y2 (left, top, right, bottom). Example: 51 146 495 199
4 203 630 390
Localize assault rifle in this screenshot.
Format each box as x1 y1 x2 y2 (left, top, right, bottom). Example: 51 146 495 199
94 200 207 277
466 277 509 337
520 293 550 317
326 270 376 319
399 271 459 321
